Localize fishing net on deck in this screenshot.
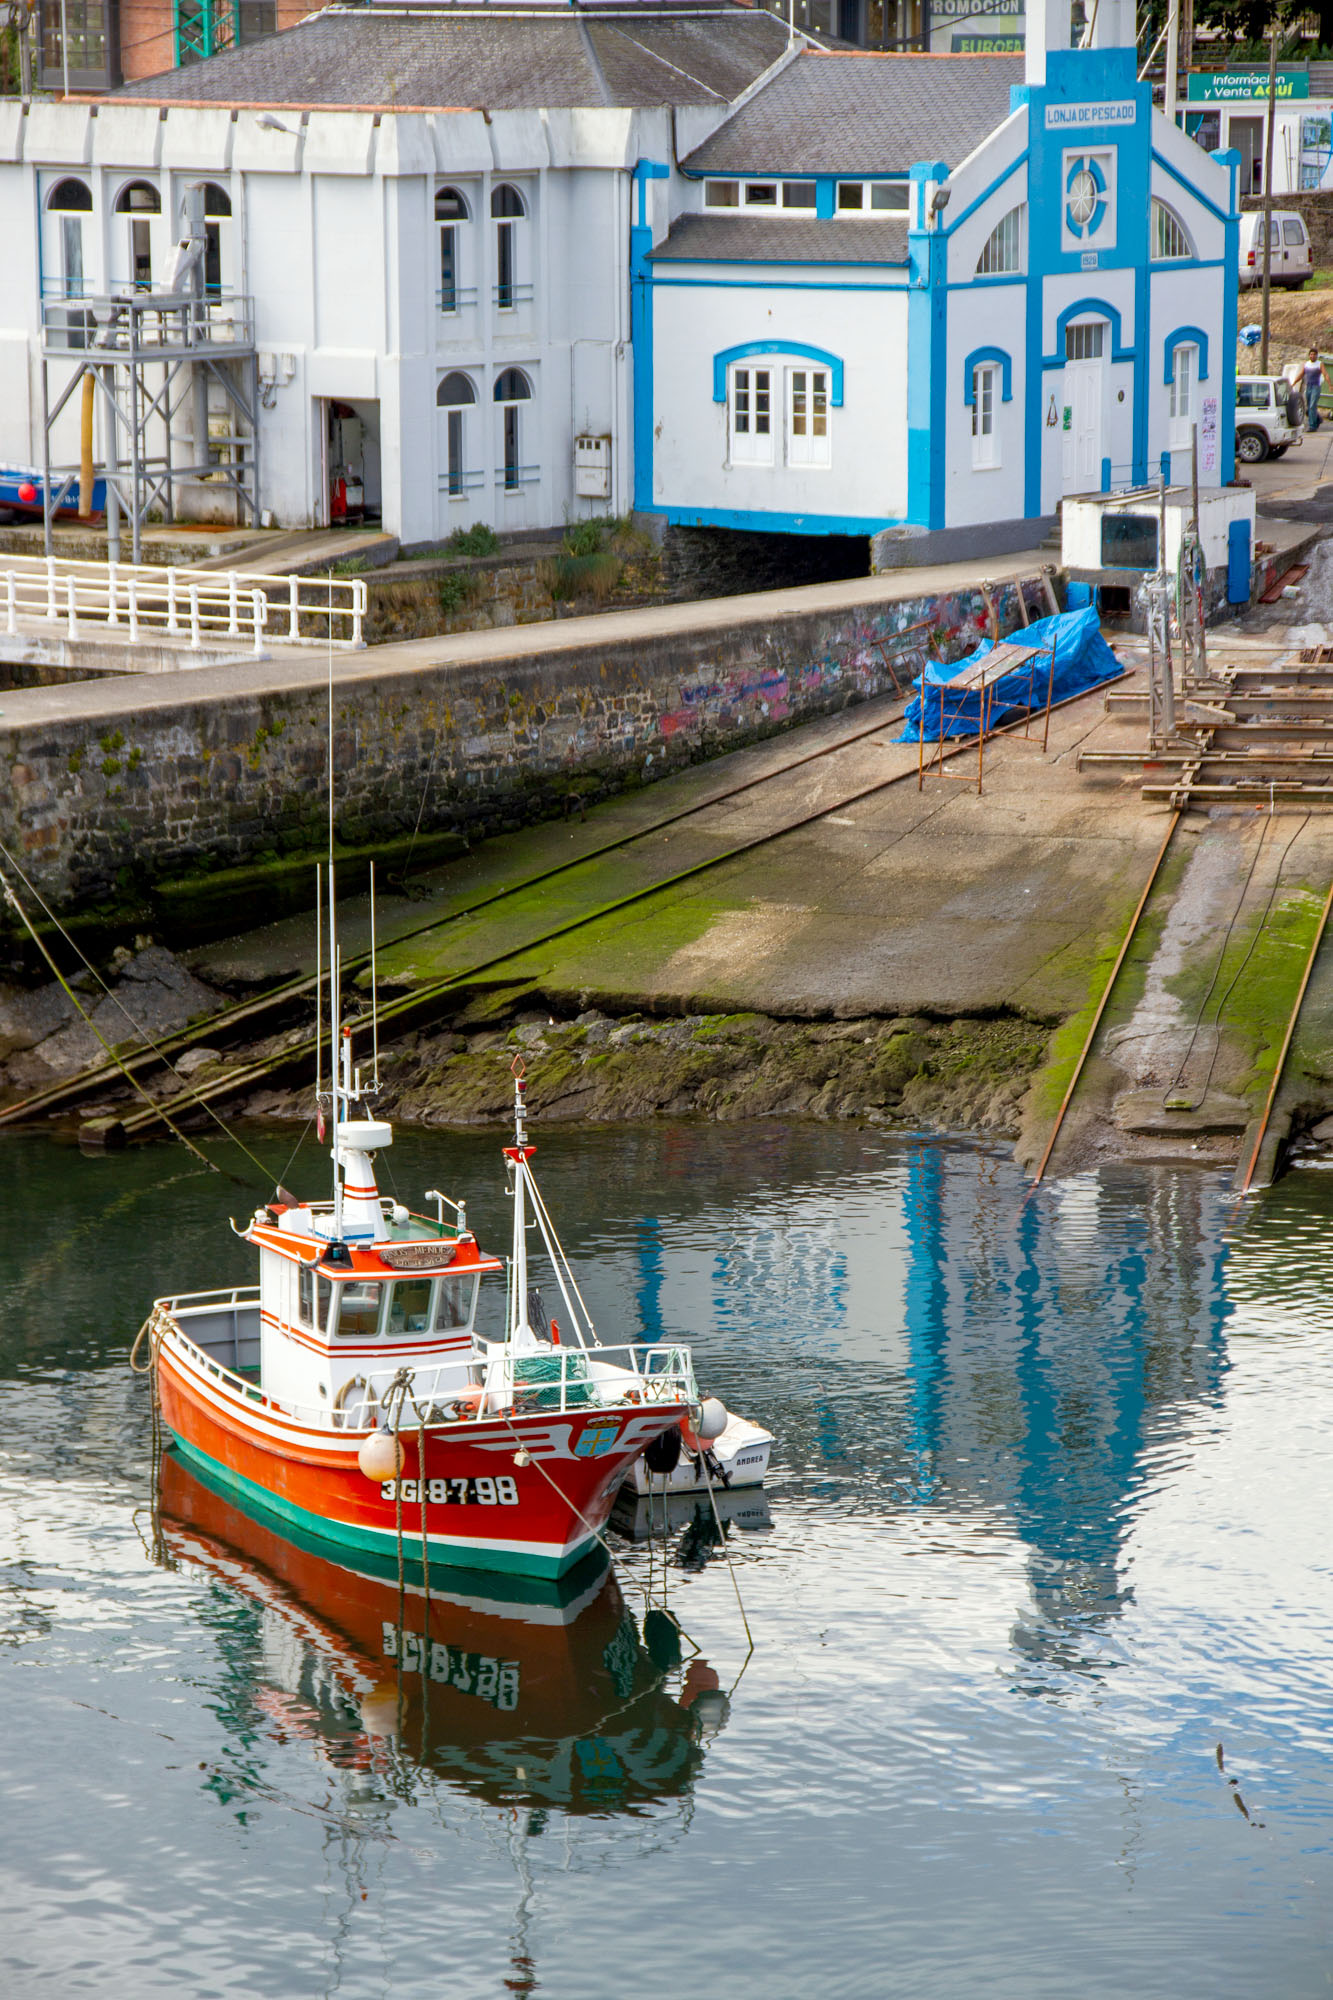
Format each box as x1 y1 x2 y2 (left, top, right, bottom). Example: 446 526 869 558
896 606 1121 742
511 1351 600 1411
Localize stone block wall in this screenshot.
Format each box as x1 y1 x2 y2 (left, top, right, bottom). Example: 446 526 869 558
0 571 1048 923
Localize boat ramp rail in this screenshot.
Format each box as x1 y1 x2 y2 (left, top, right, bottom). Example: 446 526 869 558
2 553 366 652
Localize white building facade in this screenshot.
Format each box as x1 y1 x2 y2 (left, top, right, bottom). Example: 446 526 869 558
0 3 1238 560
636 0 1240 562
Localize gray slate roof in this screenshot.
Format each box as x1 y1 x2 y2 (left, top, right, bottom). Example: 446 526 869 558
683 48 1023 174
649 212 908 263
115 4 789 107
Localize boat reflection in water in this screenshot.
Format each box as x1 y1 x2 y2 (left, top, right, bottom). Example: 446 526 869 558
158 1450 728 1817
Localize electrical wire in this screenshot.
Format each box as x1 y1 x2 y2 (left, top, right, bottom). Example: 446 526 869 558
0 834 279 1188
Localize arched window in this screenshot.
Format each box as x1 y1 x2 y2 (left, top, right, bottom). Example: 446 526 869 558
438 372 478 499
116 181 160 288
494 369 533 493
48 178 91 299
115 180 161 213
47 177 91 212
976 204 1024 277
202 183 231 217
492 185 527 311
1152 201 1193 261
435 186 470 313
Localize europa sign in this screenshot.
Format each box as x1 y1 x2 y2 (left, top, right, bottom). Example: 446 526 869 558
1186 70 1309 102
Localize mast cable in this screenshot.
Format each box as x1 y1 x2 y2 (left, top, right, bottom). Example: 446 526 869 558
0 840 276 1184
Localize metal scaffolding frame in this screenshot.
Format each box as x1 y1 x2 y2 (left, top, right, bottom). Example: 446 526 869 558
39 188 258 564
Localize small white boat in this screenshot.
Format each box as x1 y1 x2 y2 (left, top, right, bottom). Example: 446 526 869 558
624 1407 773 1497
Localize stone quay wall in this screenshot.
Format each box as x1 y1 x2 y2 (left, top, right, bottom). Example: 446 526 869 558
0 572 1045 925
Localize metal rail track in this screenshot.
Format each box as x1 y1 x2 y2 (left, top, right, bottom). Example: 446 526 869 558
1031 809 1181 1184
1234 877 1333 1194
11 664 1120 1146
0 692 917 1132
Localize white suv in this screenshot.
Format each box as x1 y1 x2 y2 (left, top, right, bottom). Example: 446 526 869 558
1235 374 1303 463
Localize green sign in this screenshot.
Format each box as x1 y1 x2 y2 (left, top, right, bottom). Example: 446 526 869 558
1186 69 1309 103
951 32 1023 50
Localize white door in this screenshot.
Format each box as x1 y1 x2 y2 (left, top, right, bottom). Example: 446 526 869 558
1062 360 1104 492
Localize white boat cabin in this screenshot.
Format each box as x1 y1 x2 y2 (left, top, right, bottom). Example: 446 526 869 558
244 1118 502 1421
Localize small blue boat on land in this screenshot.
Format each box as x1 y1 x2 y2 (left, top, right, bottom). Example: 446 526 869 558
0 465 107 518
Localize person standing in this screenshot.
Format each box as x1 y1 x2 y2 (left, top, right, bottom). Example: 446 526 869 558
1303 348 1328 430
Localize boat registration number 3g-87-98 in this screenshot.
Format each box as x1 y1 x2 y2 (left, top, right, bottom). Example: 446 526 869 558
380 1476 519 1506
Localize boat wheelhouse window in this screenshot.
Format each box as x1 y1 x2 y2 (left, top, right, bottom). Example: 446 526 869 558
434 1274 478 1332
297 1262 332 1330
384 1277 434 1336
335 1279 381 1340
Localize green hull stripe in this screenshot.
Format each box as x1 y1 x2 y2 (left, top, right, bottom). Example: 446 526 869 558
170 1437 595 1580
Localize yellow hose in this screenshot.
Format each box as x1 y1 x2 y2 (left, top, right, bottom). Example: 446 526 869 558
79 372 95 520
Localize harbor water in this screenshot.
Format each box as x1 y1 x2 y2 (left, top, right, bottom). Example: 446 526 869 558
2 1120 1333 1996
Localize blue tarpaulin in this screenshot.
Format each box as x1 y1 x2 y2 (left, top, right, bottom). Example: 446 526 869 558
896 607 1122 742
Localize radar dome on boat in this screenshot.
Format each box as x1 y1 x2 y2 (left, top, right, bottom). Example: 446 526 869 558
337 1119 393 1152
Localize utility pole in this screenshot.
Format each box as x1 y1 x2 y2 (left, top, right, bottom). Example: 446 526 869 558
1165 0 1180 127
1260 21 1279 377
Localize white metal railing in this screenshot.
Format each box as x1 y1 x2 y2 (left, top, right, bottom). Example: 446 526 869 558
2 553 366 651
156 1304 695 1435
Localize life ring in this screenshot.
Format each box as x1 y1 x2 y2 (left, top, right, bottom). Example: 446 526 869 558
333 1374 369 1429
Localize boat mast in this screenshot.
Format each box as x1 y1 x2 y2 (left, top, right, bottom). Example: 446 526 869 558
506 1063 530 1342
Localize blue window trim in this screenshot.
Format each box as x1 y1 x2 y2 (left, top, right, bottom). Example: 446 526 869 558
1041 297 1134 369
1163 324 1209 384
963 347 1013 404
711 341 845 406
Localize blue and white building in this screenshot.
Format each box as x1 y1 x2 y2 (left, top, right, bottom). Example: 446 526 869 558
635 0 1240 564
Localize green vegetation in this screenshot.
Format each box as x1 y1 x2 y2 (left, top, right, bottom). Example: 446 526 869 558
444 523 500 557
438 571 480 616
537 517 662 605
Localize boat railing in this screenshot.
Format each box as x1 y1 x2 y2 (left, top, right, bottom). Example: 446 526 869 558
477 1342 697 1419
155 1305 694 1432
159 1285 261 1315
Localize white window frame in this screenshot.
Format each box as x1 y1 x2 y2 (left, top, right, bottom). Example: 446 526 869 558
1065 321 1106 362
1169 342 1197 448
704 180 739 208
971 364 1000 469
742 182 779 209
836 181 909 215
976 204 1025 277
1151 200 1193 261
787 367 831 468
729 364 774 466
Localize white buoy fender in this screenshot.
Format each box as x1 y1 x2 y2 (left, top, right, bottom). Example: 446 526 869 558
358 1429 404 1482
698 1398 728 1442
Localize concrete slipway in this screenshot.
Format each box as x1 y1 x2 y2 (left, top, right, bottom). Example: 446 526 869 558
6 523 1333 1179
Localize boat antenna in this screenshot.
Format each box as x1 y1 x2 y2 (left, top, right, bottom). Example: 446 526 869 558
327 588 342 1241
369 857 380 1093
505 1055 531 1346
314 859 323 1133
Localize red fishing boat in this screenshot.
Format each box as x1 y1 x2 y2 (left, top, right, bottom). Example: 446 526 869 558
146 1018 704 1581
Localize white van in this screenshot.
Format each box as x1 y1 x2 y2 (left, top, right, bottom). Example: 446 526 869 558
1239 210 1313 289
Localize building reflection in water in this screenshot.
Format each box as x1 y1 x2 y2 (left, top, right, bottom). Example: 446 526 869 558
621 1140 1231 1689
